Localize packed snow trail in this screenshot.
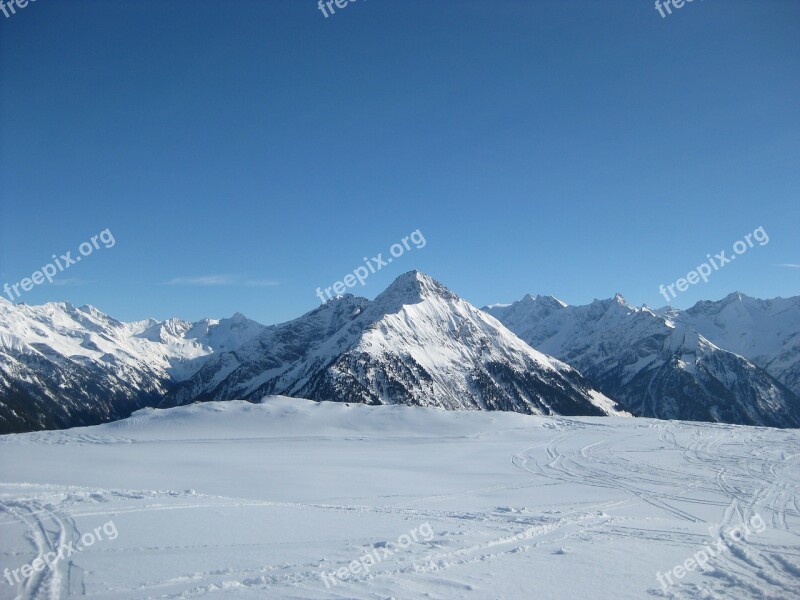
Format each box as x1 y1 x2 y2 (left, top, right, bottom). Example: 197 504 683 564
0 398 798 599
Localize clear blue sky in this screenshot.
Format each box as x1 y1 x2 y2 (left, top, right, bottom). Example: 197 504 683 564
1 0 798 324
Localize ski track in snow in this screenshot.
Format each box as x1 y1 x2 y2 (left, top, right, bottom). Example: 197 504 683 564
0 401 799 599
513 420 800 598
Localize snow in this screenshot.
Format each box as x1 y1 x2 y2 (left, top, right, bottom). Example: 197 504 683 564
0 300 266 387
1 397 798 599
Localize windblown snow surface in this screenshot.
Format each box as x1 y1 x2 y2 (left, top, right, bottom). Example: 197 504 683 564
0 397 798 599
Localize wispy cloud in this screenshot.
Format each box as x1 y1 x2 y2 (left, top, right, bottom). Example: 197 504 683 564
774 264 800 269
50 277 89 287
167 275 237 286
243 279 281 287
166 274 280 287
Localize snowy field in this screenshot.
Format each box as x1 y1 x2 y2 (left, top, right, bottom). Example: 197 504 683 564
1 397 799 600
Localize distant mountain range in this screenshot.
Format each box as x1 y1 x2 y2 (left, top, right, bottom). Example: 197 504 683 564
0 272 797 433
485 292 800 428
658 293 800 396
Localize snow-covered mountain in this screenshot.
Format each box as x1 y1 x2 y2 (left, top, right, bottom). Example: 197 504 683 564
0 273 618 433
3 276 798 434
659 292 800 396
167 272 620 417
0 297 264 432
485 293 800 428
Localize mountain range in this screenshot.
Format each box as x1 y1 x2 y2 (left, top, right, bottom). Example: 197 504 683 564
485 292 800 428
0 272 797 433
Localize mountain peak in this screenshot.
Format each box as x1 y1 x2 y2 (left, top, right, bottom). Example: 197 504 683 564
519 294 568 309
588 294 634 313
685 292 756 316
394 269 436 286
482 294 568 328
723 291 751 303
375 271 457 308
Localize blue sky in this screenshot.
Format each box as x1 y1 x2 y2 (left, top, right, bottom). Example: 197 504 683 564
1 0 798 325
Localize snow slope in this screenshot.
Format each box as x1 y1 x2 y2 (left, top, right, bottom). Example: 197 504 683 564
0 397 798 599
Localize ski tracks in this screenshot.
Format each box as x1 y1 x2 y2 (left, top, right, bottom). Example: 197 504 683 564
511 419 800 599
0 499 80 600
